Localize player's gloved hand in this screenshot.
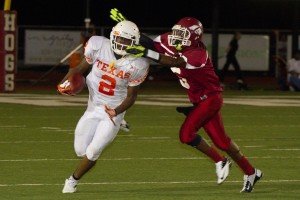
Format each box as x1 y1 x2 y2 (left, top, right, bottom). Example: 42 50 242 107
57 80 74 96
105 105 117 126
126 45 147 57
126 45 161 62
110 8 127 23
105 105 117 118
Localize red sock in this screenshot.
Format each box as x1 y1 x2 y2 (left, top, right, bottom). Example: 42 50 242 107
206 147 224 163
236 156 255 175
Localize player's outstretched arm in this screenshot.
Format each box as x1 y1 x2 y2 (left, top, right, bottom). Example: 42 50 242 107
126 45 186 68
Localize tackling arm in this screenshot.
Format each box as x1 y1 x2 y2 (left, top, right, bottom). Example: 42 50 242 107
126 45 186 68
140 33 155 50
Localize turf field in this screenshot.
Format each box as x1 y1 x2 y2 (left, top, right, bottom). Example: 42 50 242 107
1 90 300 200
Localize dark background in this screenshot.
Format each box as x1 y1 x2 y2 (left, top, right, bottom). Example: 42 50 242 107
1 0 299 88
2 0 299 30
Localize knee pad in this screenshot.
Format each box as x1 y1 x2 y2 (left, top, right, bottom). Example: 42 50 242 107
179 122 199 144
74 146 86 158
186 134 202 147
86 146 102 161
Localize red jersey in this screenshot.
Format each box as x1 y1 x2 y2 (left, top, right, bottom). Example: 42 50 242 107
153 32 223 104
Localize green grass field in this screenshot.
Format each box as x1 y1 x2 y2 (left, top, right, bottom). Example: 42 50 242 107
1 89 300 200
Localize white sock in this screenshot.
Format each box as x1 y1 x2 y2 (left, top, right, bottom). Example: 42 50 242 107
69 175 78 183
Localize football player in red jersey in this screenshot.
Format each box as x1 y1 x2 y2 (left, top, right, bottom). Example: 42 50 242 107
126 17 263 193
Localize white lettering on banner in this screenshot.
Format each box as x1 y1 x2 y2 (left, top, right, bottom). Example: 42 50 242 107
3 12 16 92
5 74 14 91
5 54 14 71
4 13 16 31
5 34 14 51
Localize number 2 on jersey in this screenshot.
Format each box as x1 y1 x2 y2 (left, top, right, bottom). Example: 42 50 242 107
99 74 116 95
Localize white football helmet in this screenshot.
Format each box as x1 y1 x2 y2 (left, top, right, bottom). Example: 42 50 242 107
110 20 140 55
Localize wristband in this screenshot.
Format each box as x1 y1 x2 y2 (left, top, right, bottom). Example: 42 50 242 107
146 49 160 62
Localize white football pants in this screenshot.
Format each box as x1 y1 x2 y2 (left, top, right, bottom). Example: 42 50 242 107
74 102 124 161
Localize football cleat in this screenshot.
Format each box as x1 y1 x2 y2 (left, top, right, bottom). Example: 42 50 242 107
216 158 231 184
62 178 78 193
120 119 130 132
240 168 263 193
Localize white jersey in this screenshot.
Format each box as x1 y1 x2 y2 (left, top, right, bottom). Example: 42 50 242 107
84 36 149 108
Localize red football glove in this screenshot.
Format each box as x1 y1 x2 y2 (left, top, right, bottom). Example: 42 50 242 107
57 80 74 96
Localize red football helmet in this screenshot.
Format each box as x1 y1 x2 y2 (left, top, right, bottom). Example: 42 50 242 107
168 17 203 50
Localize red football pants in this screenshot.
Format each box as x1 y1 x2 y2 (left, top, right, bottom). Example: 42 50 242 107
179 93 231 150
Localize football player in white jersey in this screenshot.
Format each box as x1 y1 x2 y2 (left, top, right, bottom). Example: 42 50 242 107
57 20 149 193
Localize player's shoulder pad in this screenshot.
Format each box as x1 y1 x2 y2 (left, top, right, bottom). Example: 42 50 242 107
87 36 108 50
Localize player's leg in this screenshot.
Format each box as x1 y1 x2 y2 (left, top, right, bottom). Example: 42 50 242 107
120 118 130 132
203 107 256 179
204 106 262 192
69 156 97 185
226 140 263 192
63 108 123 193
179 93 229 184
119 111 130 132
63 111 99 193
195 94 232 184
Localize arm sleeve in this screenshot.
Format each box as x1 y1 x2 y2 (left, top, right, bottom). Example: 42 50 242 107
140 33 155 51
84 36 103 64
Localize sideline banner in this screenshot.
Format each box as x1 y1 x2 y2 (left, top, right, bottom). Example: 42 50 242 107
24 30 81 65
147 33 270 71
203 34 270 71
0 10 17 92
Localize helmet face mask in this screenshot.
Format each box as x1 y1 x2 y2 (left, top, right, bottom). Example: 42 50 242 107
111 35 134 55
110 21 140 56
169 25 191 48
168 17 203 50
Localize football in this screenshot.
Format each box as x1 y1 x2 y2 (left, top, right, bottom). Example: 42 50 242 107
68 72 86 95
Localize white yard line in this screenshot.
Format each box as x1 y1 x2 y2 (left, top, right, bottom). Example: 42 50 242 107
1 156 300 162
0 179 300 187
0 94 300 107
